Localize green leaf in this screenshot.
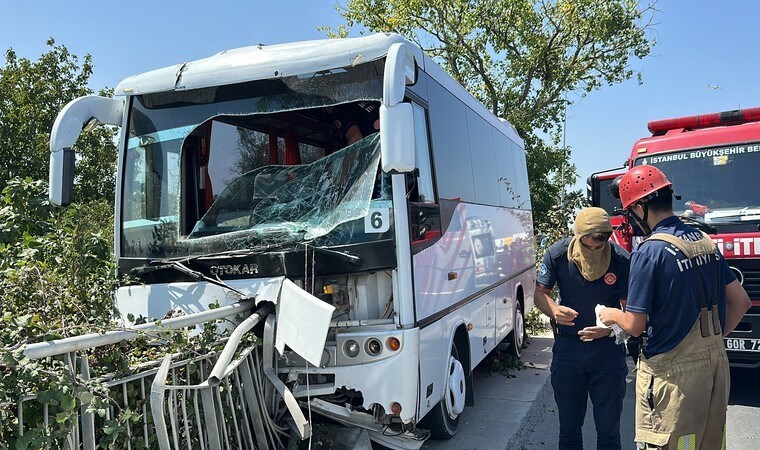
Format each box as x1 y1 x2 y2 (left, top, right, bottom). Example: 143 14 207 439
77 390 94 404
36 390 54 404
15 432 32 450
60 393 77 411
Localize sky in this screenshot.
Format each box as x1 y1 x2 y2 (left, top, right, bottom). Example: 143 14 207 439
3 0 760 196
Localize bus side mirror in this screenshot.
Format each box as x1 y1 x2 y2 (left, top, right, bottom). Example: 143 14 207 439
49 148 76 206
49 95 124 206
380 103 415 173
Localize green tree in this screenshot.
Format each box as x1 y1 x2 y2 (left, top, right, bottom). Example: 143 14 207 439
0 42 122 445
323 0 656 232
0 39 117 203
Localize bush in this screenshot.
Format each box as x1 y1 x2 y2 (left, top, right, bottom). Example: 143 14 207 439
525 306 551 336
0 178 119 446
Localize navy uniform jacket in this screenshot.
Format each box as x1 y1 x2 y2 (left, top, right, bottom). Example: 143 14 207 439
537 237 630 336
626 216 735 358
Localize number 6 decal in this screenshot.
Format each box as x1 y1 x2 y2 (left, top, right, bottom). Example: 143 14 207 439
365 208 390 233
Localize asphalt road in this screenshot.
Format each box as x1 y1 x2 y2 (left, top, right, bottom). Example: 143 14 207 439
516 361 760 449
726 366 760 449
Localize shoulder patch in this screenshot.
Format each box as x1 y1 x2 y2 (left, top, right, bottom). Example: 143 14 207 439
603 272 617 286
610 244 631 260
539 263 548 276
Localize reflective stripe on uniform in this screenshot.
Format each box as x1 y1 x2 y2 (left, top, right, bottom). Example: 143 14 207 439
676 434 696 450
722 426 726 450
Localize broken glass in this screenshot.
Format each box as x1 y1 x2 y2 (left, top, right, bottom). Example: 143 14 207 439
189 134 381 244
121 60 389 260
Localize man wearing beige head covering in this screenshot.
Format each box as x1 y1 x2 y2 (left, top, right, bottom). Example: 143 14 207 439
534 207 631 450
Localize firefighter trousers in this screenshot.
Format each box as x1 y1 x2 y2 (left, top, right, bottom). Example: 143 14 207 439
635 313 729 450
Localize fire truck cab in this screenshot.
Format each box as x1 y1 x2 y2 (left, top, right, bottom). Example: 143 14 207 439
589 107 760 368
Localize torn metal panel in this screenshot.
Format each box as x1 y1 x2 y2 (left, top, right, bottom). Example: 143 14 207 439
275 279 335 366
310 399 425 450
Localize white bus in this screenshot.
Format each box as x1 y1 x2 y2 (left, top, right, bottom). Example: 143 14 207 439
49 33 535 448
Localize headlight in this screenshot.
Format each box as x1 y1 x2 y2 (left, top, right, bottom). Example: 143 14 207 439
365 338 383 356
344 340 360 358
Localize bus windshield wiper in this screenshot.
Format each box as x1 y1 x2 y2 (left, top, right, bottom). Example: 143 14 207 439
679 215 717 234
130 259 252 298
130 239 306 295
157 240 302 264
308 244 363 266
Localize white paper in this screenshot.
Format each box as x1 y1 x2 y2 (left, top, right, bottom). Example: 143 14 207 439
595 304 628 345
275 279 336 366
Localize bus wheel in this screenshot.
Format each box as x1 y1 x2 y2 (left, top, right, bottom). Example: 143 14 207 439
422 345 466 438
508 302 525 358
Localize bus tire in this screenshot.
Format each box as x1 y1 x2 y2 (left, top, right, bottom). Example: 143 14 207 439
507 301 525 358
421 344 466 438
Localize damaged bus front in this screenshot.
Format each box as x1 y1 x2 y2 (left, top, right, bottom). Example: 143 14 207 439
48 33 534 448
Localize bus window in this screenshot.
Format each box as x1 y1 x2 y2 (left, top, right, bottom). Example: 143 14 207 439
410 102 441 248
412 103 435 203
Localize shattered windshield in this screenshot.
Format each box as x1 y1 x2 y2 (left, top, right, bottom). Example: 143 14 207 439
189 135 381 241
635 143 760 223
120 60 391 260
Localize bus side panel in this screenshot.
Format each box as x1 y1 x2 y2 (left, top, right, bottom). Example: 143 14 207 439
495 280 515 342
417 297 494 420
413 202 534 321
414 62 536 419
417 319 447 420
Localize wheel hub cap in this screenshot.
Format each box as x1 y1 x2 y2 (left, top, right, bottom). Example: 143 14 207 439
445 355 466 418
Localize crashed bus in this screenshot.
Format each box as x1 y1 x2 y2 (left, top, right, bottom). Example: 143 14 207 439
39 33 535 448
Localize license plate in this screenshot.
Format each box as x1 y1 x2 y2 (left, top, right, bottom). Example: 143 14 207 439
724 338 760 351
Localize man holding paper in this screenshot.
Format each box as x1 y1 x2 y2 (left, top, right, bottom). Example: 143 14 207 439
534 207 631 450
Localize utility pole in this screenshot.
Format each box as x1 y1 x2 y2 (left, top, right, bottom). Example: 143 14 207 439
560 95 567 208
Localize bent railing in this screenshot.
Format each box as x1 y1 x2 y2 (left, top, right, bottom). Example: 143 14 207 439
148 302 309 450
16 300 262 449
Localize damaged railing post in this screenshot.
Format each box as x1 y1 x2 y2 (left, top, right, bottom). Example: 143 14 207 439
151 301 286 450
262 314 312 440
150 355 173 450
208 302 275 387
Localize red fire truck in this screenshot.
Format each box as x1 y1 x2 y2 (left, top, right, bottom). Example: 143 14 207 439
588 106 760 367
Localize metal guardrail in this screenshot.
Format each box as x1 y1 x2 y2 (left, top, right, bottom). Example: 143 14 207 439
150 302 294 450
15 300 265 449
23 300 258 360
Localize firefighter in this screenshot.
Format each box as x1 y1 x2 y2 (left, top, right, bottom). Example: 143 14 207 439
534 207 630 450
599 165 751 450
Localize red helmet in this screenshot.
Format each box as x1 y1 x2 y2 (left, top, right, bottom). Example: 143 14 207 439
619 165 672 210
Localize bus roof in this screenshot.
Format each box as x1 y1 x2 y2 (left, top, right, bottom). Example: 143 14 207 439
115 33 423 96
113 32 524 147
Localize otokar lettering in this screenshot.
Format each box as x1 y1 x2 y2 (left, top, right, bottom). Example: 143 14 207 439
209 264 259 276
